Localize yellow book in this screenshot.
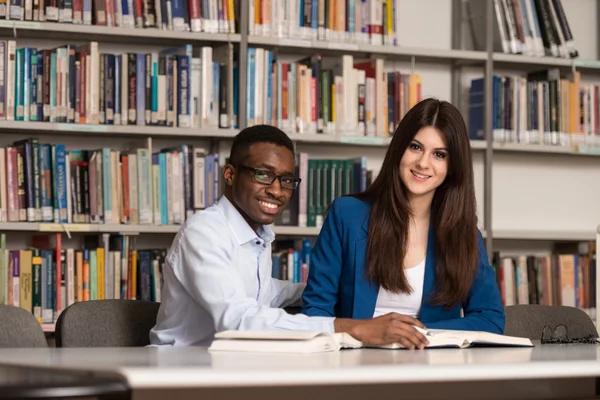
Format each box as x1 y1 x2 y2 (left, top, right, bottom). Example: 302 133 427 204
97 248 105 300
386 0 394 41
130 250 138 300
19 250 32 313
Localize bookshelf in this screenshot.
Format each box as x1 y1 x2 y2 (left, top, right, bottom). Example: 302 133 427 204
0 0 597 329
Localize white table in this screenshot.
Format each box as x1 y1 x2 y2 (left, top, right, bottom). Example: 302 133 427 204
0 343 598 400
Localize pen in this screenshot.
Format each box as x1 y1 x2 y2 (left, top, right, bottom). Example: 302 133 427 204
413 325 431 336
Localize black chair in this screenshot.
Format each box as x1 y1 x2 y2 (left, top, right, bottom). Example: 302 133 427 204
0 305 48 348
0 364 130 399
55 300 160 347
504 304 598 341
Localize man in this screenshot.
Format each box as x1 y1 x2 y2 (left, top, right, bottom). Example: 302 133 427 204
149 125 428 348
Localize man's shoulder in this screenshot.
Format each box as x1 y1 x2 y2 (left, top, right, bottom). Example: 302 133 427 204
179 204 235 242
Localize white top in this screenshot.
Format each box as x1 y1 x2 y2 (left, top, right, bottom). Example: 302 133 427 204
149 195 335 347
0 344 597 389
373 258 425 318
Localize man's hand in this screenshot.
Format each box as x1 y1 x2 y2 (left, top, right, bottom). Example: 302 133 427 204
334 313 429 350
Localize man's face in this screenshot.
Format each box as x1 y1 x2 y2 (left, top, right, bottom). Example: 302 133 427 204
226 142 296 231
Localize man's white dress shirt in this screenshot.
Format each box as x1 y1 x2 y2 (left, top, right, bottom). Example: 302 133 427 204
149 195 335 346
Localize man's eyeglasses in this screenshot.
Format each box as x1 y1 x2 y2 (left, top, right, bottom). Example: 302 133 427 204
236 165 301 190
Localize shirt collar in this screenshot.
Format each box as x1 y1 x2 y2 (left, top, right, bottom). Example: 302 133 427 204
216 195 275 245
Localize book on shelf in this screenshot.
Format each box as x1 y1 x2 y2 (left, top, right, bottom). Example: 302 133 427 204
0 135 378 235
0 232 167 323
468 68 600 148
0 40 235 130
208 329 534 354
249 0 400 47
3 0 239 34
466 0 578 59
492 243 597 320
247 47 423 138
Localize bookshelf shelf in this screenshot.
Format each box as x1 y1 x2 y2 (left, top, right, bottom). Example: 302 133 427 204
0 121 240 139
0 222 181 234
491 142 600 157
247 36 487 63
0 21 241 45
493 230 595 241
2 223 591 241
470 140 487 150
493 52 600 74
0 121 491 149
269 226 321 236
493 52 573 68
0 223 322 237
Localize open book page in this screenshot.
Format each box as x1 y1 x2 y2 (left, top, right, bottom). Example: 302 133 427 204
372 329 534 349
208 329 533 353
208 331 363 353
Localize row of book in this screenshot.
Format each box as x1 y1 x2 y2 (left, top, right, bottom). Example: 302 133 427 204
271 238 312 284
2 0 238 33
247 48 422 138
0 40 232 129
0 232 318 324
492 243 597 319
468 68 600 147
0 138 222 224
467 0 578 59
0 233 166 323
0 137 374 228
250 0 400 47
3 231 598 325
278 154 370 229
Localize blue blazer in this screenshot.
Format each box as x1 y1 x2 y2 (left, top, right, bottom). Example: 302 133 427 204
301 196 505 334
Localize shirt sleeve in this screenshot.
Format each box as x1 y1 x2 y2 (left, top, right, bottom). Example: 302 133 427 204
172 220 335 333
268 280 305 308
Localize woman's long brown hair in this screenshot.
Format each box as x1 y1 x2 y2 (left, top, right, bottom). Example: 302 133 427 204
352 98 478 308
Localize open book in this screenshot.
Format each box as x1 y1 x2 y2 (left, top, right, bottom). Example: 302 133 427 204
208 329 534 353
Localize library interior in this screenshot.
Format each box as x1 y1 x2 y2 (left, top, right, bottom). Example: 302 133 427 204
0 0 599 399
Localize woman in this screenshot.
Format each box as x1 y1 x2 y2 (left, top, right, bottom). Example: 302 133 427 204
301 98 505 345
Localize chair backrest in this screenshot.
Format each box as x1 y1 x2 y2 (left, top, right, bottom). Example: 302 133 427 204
0 305 48 348
56 300 160 347
504 304 598 340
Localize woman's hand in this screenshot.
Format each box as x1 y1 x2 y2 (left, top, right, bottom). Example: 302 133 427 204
334 312 429 350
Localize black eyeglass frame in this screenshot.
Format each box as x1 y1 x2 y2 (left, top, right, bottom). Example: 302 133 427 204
235 165 301 190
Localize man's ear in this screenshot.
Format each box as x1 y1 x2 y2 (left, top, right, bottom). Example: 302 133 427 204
222 164 235 187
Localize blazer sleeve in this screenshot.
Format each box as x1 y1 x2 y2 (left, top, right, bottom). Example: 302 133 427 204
301 199 344 317
425 230 506 334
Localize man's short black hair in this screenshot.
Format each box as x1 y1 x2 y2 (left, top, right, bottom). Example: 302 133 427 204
229 124 295 166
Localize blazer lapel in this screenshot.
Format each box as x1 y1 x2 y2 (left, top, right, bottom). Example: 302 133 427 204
419 220 437 321
352 213 379 319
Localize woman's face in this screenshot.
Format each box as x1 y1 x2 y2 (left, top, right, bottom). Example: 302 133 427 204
399 126 449 201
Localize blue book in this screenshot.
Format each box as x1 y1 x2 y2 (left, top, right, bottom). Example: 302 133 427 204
159 152 167 225
136 53 145 126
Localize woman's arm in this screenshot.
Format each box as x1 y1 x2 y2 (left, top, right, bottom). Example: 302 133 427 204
425 230 506 334
301 199 344 317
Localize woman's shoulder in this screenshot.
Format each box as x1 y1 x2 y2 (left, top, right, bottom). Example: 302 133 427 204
330 195 372 218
